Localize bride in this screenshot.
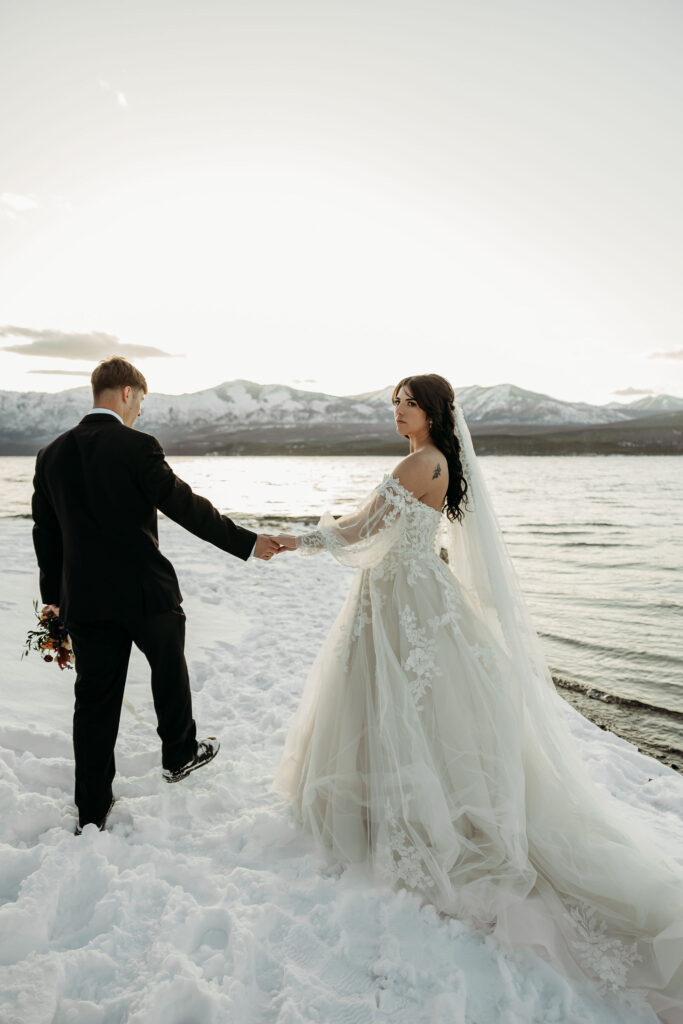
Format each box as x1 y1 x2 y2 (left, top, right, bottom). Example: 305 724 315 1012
272 373 683 1022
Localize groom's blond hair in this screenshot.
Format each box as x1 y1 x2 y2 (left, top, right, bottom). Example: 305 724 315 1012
91 357 148 399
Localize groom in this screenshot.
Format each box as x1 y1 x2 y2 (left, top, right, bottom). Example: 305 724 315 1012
31 356 283 834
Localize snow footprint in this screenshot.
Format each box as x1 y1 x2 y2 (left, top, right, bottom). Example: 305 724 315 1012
0 842 118 964
178 905 234 985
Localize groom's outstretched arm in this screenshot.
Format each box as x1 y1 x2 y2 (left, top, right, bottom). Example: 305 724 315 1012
137 434 258 560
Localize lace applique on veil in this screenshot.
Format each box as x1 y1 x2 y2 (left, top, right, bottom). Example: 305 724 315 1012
377 800 436 893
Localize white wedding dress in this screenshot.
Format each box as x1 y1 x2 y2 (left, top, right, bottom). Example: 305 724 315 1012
273 406 683 1023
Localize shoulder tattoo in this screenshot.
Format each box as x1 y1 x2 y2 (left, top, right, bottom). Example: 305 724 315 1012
432 462 442 480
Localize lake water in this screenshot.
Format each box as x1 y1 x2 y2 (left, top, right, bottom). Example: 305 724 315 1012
3 453 682 765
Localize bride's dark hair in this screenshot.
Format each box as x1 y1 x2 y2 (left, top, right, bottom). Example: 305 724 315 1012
392 373 469 523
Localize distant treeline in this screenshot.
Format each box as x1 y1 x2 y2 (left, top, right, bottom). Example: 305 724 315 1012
166 412 683 456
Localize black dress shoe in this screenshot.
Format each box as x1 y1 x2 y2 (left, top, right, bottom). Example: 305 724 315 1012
162 737 220 783
75 797 116 836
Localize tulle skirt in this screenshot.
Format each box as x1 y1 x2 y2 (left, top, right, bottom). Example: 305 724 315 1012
273 556 683 1022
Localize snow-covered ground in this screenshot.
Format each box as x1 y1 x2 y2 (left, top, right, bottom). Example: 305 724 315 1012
1 518 682 1024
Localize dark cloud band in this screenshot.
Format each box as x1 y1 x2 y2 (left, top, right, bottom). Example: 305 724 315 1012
27 369 91 377
649 348 683 360
0 325 177 360
612 387 654 396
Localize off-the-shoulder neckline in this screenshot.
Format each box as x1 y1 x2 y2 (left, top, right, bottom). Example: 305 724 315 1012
380 474 443 517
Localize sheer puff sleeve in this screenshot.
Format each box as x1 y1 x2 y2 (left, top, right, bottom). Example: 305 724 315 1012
297 475 409 568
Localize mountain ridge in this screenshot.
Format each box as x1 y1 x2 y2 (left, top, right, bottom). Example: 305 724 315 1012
0 379 681 455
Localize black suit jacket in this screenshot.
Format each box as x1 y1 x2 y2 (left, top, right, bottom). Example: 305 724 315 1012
32 414 257 624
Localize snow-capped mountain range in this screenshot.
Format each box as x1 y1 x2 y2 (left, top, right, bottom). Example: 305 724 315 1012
1 380 681 454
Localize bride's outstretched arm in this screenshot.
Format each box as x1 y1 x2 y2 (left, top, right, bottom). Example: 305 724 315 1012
271 498 387 555
273 457 428 564
273 492 398 558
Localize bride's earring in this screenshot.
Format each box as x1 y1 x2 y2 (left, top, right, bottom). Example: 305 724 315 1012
428 418 433 431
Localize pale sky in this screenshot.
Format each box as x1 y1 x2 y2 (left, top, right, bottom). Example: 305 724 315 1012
1 0 682 404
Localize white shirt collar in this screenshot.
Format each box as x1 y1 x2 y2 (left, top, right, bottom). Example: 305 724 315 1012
84 408 124 425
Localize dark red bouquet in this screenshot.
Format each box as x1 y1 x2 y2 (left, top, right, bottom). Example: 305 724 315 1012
23 601 74 670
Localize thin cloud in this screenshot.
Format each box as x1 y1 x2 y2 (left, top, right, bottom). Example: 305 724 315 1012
1 192 38 218
649 349 683 360
612 387 654 396
0 326 177 360
27 369 91 377
98 78 129 109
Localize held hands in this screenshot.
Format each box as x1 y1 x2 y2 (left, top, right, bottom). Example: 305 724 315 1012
253 534 294 560
252 534 298 560
253 535 282 560
273 534 297 551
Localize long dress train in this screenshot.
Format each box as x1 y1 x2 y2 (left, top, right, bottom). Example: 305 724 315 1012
273 473 683 1024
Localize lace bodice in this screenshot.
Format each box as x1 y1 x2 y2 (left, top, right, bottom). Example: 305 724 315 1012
392 481 442 556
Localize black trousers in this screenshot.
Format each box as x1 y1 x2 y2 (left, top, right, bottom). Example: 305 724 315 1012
68 607 198 827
